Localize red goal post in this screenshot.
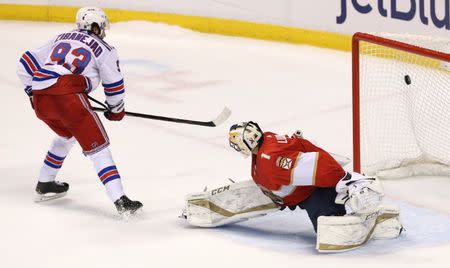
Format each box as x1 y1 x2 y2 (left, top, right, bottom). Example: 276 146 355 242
352 32 450 176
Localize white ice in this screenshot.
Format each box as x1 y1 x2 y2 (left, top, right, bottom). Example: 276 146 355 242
1 21 450 268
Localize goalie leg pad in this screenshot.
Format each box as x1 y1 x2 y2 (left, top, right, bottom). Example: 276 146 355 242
372 205 403 239
316 213 377 253
316 205 402 253
182 180 279 227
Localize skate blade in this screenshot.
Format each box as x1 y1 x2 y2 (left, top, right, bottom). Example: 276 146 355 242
34 192 67 203
119 207 143 221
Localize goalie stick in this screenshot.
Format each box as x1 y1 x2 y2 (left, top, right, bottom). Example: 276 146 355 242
88 96 231 127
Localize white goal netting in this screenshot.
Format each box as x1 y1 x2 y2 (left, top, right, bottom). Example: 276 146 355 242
358 33 450 178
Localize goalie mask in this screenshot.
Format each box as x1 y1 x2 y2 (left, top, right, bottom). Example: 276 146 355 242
76 7 110 39
229 121 263 158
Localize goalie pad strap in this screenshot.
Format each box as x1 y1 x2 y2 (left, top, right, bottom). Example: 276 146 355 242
188 199 278 217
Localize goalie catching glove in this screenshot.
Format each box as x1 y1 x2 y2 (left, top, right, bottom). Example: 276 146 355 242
335 172 384 215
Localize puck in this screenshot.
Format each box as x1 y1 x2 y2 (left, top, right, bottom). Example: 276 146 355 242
404 75 411 85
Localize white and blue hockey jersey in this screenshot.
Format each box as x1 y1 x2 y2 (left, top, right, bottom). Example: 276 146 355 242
17 30 125 105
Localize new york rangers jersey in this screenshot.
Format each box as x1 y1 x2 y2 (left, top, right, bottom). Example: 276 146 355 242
251 132 346 206
17 30 125 105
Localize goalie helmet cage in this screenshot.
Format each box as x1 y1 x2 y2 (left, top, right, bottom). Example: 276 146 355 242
352 32 450 178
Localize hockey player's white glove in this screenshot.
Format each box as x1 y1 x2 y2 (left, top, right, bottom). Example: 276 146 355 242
335 172 384 215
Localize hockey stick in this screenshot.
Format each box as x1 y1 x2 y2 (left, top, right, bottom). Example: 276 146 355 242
87 96 231 127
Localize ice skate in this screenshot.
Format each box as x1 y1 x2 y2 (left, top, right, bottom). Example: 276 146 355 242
114 195 143 216
34 181 69 202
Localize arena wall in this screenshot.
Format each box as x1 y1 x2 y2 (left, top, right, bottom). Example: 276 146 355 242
0 0 448 51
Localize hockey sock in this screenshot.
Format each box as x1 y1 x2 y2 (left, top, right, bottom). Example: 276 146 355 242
88 147 125 202
38 136 76 183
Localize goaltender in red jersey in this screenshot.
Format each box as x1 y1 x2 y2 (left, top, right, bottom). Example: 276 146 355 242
182 122 403 252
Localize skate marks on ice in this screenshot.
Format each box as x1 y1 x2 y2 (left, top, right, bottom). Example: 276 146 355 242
121 59 226 103
34 197 152 224
215 210 318 253
192 199 450 255
32 198 120 220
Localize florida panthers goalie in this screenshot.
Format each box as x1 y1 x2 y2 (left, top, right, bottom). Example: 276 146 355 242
180 122 403 253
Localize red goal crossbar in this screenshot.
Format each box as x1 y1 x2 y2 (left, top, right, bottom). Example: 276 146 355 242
352 32 450 173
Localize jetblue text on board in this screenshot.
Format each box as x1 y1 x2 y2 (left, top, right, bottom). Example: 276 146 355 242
337 0 449 30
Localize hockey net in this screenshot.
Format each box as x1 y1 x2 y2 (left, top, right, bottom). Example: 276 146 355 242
353 32 450 178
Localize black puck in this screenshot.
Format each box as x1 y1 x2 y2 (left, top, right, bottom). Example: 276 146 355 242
404 75 411 85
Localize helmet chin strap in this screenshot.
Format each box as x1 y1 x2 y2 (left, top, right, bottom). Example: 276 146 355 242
98 30 106 39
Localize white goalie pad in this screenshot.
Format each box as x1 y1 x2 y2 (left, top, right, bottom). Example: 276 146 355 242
372 206 403 240
316 205 402 253
181 180 279 227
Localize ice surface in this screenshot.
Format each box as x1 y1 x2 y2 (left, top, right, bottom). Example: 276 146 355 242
1 21 449 268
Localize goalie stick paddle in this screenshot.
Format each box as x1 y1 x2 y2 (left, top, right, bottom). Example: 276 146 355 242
87 96 231 127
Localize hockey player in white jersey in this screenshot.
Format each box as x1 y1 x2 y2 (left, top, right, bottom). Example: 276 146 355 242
16 7 142 215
